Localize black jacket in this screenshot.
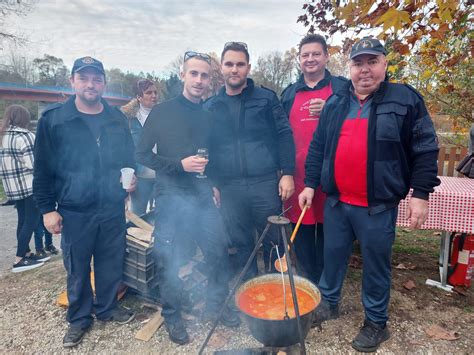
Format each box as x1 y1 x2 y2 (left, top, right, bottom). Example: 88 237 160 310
204 79 295 181
33 96 135 214
280 70 348 115
305 81 440 212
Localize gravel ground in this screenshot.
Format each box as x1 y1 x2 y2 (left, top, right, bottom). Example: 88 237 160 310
0 253 472 354
0 204 18 277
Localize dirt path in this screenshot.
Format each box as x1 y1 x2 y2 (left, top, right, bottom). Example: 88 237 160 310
0 205 472 353
0 240 472 354
0 204 61 276
0 205 20 276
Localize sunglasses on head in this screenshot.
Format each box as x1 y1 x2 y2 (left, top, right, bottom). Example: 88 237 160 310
184 51 211 64
224 41 248 50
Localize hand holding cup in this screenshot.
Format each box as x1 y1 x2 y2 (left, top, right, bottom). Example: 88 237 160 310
121 167 135 190
309 98 326 117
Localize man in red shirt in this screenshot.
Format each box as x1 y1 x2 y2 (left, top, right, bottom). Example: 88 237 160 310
281 34 346 285
299 38 439 352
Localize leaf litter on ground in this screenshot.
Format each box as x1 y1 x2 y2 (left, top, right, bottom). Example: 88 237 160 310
425 325 460 341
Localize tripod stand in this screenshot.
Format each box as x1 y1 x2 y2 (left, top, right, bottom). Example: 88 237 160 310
199 215 307 354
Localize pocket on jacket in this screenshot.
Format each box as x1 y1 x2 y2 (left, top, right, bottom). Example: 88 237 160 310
373 160 405 200
105 171 127 202
375 103 407 142
58 173 96 206
244 141 277 175
213 144 236 176
244 99 268 129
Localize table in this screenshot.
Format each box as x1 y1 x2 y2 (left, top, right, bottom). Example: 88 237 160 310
397 176 474 291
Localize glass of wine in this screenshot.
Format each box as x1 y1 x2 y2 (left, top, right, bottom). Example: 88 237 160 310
196 147 208 179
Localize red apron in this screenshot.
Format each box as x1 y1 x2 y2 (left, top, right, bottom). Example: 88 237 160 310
284 84 333 224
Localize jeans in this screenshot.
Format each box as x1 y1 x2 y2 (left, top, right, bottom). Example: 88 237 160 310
293 223 324 285
34 219 53 251
14 195 40 258
59 208 126 329
318 200 397 324
153 188 230 323
219 174 283 280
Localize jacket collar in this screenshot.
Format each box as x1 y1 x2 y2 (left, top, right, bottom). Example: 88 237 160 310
62 95 122 122
217 78 255 99
294 69 333 92
339 79 388 103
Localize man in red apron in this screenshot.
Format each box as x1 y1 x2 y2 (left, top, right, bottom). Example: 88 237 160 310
281 34 347 285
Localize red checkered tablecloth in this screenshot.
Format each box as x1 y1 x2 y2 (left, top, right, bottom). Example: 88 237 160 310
397 176 474 233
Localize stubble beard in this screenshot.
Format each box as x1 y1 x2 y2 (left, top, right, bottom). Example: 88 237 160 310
226 77 246 91
78 92 102 106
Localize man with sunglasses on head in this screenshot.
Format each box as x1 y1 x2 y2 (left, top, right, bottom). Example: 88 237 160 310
205 42 295 280
136 51 240 345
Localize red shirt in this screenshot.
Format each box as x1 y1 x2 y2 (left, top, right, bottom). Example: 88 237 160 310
284 84 333 224
334 94 371 207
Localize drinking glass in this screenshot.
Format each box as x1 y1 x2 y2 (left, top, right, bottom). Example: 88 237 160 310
196 148 208 178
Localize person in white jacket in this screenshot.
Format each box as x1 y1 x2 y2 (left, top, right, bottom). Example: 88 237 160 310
0 105 50 272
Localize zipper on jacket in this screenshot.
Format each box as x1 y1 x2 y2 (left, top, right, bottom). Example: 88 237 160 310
80 117 103 209
97 128 105 210
366 101 376 211
233 99 244 176
236 100 246 177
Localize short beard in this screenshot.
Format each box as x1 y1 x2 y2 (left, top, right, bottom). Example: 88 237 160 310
225 77 246 90
78 92 101 106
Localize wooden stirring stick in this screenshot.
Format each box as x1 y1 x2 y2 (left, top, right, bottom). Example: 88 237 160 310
275 205 309 273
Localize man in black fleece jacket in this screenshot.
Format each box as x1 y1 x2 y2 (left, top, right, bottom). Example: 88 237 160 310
135 52 239 345
204 42 295 279
299 38 440 352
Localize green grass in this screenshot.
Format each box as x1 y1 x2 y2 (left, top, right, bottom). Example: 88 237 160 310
351 228 440 258
463 306 474 313
346 269 362 281
0 180 5 200
393 228 440 257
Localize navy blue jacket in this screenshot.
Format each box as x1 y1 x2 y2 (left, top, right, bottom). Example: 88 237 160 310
305 81 440 213
33 96 135 214
280 70 348 116
204 79 295 181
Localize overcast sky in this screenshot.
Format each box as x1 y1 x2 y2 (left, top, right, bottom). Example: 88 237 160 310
4 0 318 75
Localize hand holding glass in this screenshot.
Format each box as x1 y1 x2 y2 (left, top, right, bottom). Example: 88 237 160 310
196 148 209 178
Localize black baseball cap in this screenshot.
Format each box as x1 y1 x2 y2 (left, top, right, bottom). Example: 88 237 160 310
350 37 387 59
71 56 105 75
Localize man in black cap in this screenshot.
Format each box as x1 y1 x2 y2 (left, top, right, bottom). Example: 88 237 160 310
34 56 137 348
299 38 439 352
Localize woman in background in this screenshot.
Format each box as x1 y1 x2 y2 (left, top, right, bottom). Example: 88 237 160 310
0 105 50 272
122 79 159 215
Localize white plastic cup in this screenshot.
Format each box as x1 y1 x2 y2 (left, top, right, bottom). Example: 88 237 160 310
120 168 135 189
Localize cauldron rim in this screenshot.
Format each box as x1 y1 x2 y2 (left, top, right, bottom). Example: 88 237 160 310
235 273 321 321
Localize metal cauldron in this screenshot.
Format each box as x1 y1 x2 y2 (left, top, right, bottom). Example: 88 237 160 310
235 273 321 347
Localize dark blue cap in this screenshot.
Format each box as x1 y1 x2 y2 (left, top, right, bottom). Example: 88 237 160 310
350 37 387 59
71 56 105 75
